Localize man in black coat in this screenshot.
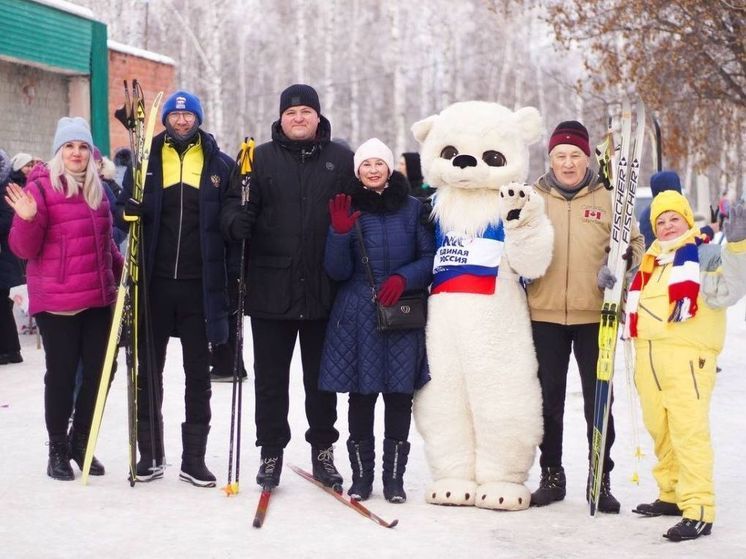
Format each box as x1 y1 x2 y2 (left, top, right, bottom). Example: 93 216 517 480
119 90 236 488
0 148 24 365
222 84 355 489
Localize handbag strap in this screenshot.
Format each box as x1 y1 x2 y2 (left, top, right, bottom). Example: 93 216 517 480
354 221 377 301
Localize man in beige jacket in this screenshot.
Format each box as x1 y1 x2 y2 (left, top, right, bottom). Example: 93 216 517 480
527 120 644 513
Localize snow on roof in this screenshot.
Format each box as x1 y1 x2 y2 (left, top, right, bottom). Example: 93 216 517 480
108 40 176 66
30 0 99 22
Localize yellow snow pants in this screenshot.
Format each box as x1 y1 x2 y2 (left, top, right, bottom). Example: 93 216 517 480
634 340 716 523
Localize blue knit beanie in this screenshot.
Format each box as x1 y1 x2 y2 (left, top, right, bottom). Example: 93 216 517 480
650 170 681 196
52 116 93 155
162 90 204 125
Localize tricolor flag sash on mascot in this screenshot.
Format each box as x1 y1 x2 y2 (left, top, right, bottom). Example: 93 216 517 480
432 223 505 294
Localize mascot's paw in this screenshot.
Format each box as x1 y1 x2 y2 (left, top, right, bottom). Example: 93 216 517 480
474 481 531 511
425 478 477 506
499 183 544 228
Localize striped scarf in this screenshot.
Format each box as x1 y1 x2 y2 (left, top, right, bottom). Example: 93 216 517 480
625 230 705 338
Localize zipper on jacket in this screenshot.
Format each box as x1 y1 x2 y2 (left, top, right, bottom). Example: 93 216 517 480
173 150 186 279
689 360 701 399
638 303 663 321
654 262 668 283
91 206 106 296
647 340 662 391
564 200 571 323
298 161 307 318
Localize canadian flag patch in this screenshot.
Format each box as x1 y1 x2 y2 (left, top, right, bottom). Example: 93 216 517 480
584 207 604 221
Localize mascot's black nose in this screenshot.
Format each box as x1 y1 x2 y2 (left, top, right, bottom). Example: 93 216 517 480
452 154 477 169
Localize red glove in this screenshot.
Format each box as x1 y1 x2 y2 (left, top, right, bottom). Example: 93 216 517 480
377 275 406 307
328 194 361 234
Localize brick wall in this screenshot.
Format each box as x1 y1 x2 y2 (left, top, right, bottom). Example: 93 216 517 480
107 50 175 158
0 59 68 160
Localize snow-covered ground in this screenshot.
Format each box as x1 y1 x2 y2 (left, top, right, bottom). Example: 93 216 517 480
2 300 745 558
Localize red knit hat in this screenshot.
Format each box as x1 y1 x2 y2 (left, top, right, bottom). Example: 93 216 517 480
548 120 590 156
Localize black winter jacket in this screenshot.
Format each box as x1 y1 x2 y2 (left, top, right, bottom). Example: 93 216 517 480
221 117 355 320
1 180 24 289
118 130 237 344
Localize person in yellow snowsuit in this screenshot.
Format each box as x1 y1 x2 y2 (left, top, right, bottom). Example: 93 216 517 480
626 191 746 542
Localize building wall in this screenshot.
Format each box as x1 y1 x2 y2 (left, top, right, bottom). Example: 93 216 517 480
107 50 175 158
0 59 68 159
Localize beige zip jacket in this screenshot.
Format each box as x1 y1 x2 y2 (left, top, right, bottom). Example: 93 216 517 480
527 174 644 325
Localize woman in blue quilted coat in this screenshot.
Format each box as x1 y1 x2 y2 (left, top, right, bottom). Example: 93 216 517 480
319 138 434 503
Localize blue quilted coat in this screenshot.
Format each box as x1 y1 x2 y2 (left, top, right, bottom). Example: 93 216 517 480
319 172 434 394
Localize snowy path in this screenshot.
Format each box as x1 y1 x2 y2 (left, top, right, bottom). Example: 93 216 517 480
2 301 745 558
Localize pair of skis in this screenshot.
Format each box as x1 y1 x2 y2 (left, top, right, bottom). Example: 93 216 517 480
81 82 163 485
588 99 646 515
251 465 398 529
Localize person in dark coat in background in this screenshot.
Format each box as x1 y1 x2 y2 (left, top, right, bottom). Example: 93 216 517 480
93 147 126 247
9 152 36 187
118 90 236 488
113 147 132 187
221 84 355 491
0 148 24 365
319 138 434 503
398 152 435 202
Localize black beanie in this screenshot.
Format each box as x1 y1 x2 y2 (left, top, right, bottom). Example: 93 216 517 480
279 84 321 116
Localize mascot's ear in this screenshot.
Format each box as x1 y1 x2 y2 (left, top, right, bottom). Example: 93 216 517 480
411 115 438 145
514 106 543 145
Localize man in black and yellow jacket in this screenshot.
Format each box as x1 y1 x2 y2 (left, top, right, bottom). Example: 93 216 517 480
118 90 236 487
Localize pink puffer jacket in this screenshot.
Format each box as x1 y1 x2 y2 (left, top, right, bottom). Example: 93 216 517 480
9 165 124 316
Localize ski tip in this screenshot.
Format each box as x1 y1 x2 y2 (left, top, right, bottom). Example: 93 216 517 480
388 519 399 529
252 517 263 529
222 482 240 497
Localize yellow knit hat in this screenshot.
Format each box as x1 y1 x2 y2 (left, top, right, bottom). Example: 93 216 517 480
650 190 694 230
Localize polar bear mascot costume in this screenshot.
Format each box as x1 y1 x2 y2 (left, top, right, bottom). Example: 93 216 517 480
412 101 554 511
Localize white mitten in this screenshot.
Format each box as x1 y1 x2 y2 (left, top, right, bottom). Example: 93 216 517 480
499 182 544 229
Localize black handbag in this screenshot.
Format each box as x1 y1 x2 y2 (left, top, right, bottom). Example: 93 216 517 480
355 222 427 332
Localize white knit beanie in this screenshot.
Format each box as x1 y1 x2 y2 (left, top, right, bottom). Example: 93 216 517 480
52 116 93 155
354 138 394 179
10 153 33 171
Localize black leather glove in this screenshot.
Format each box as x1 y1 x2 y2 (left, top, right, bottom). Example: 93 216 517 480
230 211 254 240
123 197 144 222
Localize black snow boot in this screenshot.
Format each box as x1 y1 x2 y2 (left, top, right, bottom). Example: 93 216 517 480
178 423 216 488
382 438 410 503
633 499 682 517
47 440 74 481
311 444 343 490
594 472 621 514
663 518 713 542
256 448 283 489
136 420 165 482
531 466 566 506
69 429 105 476
347 439 375 501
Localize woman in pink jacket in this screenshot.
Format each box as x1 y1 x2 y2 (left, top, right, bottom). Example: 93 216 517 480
5 117 123 481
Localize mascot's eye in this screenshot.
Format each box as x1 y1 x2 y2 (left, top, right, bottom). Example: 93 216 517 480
482 150 506 167
440 146 459 160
